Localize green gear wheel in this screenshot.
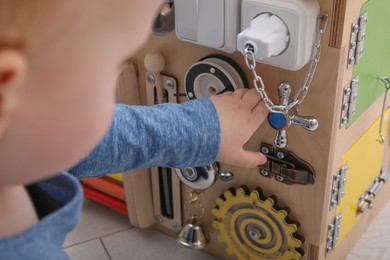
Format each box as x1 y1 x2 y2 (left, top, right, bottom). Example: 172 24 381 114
212 187 304 259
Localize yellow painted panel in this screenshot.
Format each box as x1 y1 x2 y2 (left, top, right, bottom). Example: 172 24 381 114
108 173 124 182
336 109 389 245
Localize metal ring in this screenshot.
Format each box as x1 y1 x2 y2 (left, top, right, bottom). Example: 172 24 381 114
184 198 205 219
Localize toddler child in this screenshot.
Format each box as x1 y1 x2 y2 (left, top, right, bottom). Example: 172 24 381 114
0 1 268 259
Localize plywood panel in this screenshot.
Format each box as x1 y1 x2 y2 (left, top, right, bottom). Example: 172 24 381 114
337 109 389 245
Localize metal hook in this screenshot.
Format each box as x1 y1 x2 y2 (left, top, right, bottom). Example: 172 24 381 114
378 77 390 144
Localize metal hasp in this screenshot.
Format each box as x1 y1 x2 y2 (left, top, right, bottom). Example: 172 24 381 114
330 163 348 209
326 212 342 255
175 162 235 190
340 75 360 127
348 12 368 67
357 168 388 215
259 143 315 185
268 82 319 148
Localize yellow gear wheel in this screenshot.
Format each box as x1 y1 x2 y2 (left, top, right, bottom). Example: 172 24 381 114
212 187 304 259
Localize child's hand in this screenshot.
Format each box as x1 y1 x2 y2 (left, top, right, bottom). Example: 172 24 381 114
210 88 268 168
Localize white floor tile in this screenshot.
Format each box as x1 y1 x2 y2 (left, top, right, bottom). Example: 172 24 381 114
64 199 132 247
346 200 390 260
66 199 390 259
64 239 110 260
101 228 219 260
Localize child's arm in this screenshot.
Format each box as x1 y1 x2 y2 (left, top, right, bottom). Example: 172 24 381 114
69 89 267 178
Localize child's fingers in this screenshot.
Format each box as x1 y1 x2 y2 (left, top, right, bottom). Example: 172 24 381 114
242 89 262 109
236 150 267 168
231 88 247 98
251 100 268 120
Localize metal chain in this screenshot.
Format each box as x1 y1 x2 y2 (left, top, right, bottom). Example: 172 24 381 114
244 13 329 114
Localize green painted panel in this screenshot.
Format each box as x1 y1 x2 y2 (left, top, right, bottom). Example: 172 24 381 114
349 0 390 126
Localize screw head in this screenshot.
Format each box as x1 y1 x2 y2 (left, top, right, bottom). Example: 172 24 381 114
260 169 269 177
261 147 270 154
275 175 285 182
349 56 355 65
210 67 216 74
276 152 285 159
147 74 156 85
154 215 163 224
171 222 180 231
343 102 349 111
182 167 198 181
165 79 174 89
188 92 194 98
249 230 259 239
353 24 359 33
328 224 335 230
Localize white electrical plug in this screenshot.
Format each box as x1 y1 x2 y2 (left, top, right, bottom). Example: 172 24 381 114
238 0 320 71
237 13 290 60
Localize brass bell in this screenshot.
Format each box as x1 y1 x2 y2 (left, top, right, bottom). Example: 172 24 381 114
176 215 210 249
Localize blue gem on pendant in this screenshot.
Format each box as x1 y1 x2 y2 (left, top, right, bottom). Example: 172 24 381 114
268 112 288 130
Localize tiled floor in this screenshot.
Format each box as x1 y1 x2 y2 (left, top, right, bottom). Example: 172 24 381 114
64 199 390 260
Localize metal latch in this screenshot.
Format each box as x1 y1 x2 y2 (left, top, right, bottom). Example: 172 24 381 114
259 143 315 185
348 12 368 67
330 163 348 209
326 211 342 254
357 168 388 214
340 75 360 127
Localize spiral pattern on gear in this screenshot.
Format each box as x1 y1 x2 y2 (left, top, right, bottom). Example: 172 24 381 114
212 187 303 259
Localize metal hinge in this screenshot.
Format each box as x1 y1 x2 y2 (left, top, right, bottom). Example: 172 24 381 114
348 12 368 68
326 211 342 255
330 163 348 209
357 168 388 214
340 75 359 127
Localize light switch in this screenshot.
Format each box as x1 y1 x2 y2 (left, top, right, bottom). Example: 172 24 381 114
175 0 198 41
197 0 224 48
175 0 240 52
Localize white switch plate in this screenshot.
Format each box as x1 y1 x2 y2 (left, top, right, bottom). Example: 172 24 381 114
175 0 241 53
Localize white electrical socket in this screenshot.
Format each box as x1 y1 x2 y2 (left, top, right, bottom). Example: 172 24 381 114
238 0 320 71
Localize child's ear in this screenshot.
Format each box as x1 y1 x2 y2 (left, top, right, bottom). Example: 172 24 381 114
0 49 26 136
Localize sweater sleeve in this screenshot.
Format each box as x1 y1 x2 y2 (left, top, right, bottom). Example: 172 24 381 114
68 98 221 179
